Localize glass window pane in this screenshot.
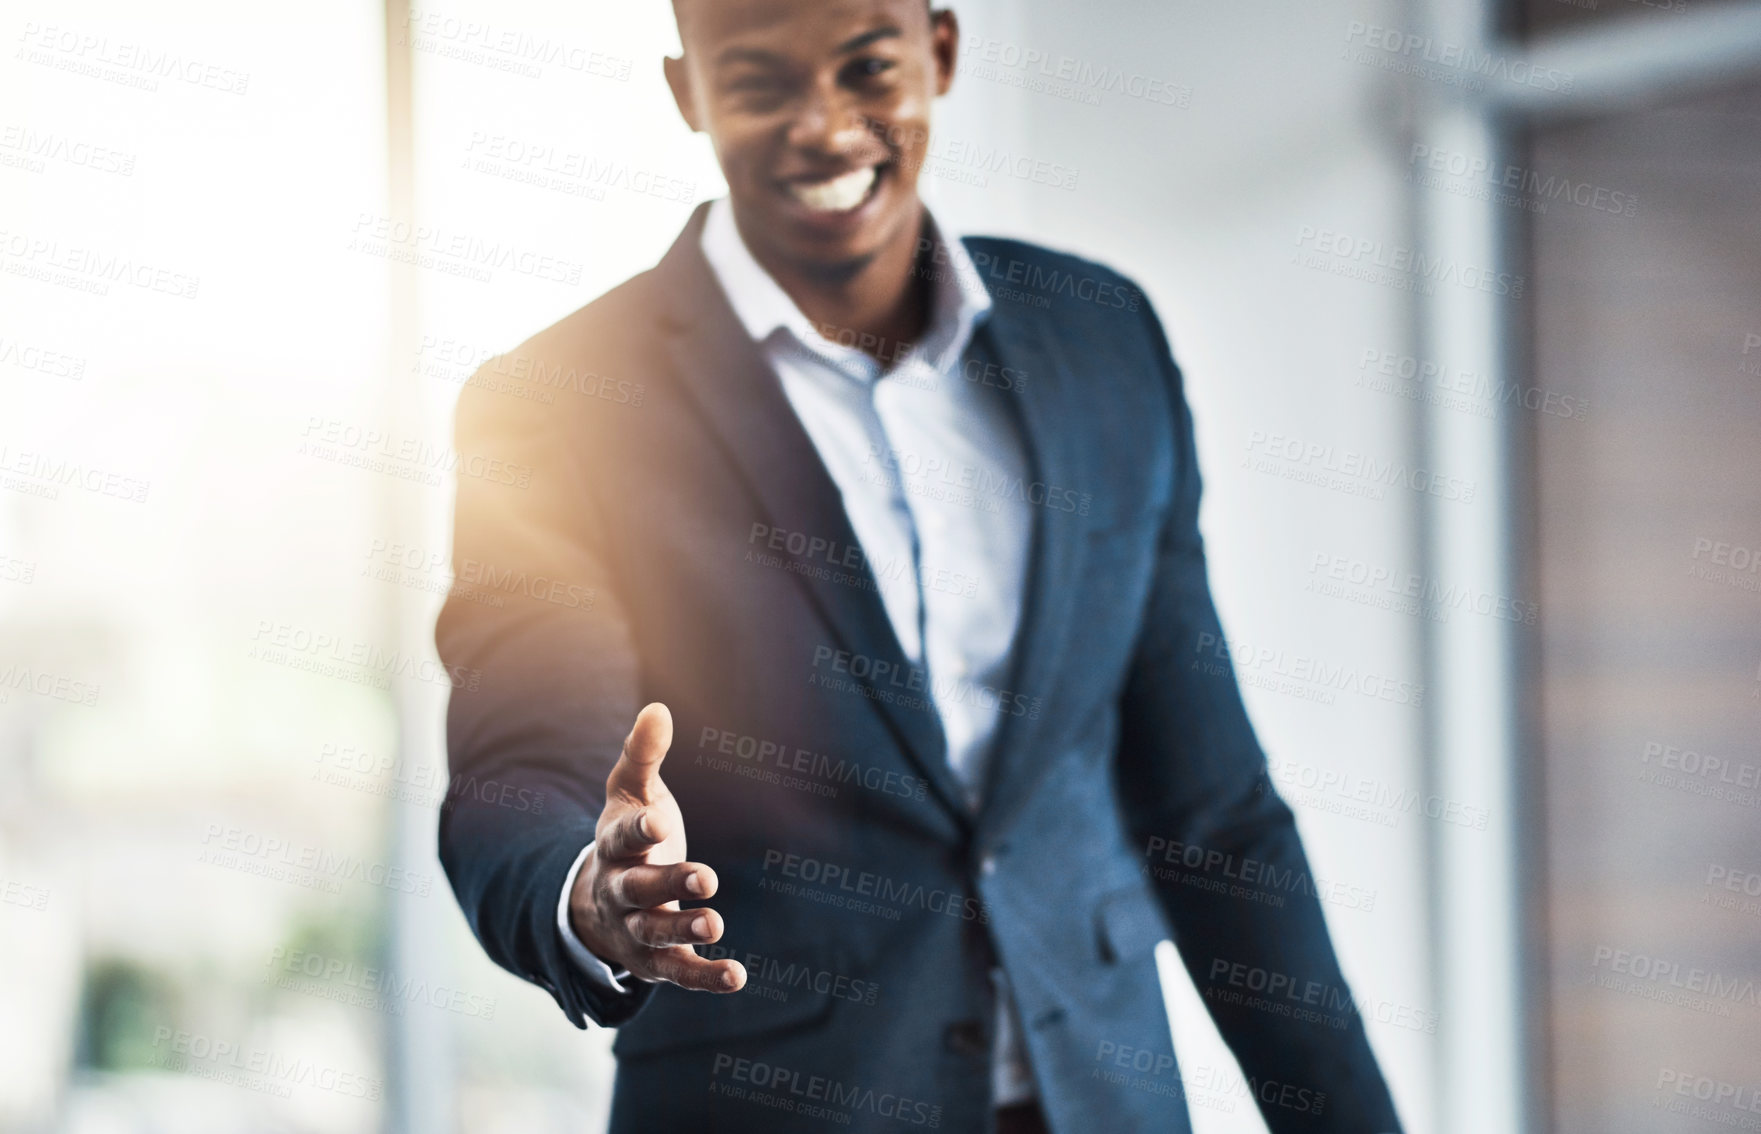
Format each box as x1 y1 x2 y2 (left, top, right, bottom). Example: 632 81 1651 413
1527 83 1761 1131
1 1 394 1130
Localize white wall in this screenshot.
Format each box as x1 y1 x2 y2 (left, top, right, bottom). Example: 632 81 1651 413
929 2 1438 1129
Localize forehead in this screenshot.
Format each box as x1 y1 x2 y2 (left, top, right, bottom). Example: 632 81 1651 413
677 0 932 58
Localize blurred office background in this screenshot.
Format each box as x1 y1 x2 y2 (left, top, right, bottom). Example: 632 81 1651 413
2 0 1759 1131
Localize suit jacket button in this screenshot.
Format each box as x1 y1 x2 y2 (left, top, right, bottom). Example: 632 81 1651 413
943 1020 987 1057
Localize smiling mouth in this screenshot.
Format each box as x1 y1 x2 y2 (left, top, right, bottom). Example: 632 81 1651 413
786 165 882 214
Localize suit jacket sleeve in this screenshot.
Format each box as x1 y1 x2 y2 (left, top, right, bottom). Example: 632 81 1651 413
434 361 654 1029
1112 305 1403 1131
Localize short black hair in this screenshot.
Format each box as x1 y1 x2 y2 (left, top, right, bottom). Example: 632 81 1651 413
671 0 936 30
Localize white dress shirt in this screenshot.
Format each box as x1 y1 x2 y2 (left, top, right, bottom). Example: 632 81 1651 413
557 197 1037 1104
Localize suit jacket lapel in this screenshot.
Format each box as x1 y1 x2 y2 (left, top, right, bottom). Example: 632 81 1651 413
653 207 971 824
973 297 1093 846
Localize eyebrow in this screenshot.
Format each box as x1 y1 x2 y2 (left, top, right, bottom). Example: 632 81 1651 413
835 26 902 54
716 46 790 69
714 26 902 69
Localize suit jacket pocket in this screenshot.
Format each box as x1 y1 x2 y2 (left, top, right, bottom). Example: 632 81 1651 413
611 947 843 1061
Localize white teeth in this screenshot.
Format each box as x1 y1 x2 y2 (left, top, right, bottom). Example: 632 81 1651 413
789 166 878 213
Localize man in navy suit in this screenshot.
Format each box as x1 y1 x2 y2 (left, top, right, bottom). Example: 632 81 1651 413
436 1 1404 1130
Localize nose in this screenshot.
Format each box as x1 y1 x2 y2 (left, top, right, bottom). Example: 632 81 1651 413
785 82 870 159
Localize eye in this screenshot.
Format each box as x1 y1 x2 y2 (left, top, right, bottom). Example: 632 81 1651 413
727 73 784 94
844 56 897 84
722 72 792 110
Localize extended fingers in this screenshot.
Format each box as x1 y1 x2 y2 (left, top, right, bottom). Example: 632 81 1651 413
625 906 723 948
597 804 673 861
607 703 673 803
610 862 717 908
638 946 747 993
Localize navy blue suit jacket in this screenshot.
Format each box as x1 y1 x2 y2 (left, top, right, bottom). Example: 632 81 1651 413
436 204 1403 1133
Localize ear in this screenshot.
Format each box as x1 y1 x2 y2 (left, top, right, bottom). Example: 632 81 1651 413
929 9 959 97
664 55 704 132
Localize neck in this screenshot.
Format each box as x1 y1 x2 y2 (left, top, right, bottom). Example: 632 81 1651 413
755 206 935 367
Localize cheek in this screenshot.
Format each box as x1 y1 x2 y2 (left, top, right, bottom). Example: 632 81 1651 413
707 114 785 173
891 121 934 181
712 127 776 183
879 95 933 156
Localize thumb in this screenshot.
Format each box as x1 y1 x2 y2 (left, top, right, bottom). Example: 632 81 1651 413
609 702 673 803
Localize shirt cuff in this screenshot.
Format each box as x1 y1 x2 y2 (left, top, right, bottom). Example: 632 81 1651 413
556 841 639 995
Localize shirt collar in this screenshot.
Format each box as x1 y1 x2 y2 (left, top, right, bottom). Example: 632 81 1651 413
699 196 993 379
